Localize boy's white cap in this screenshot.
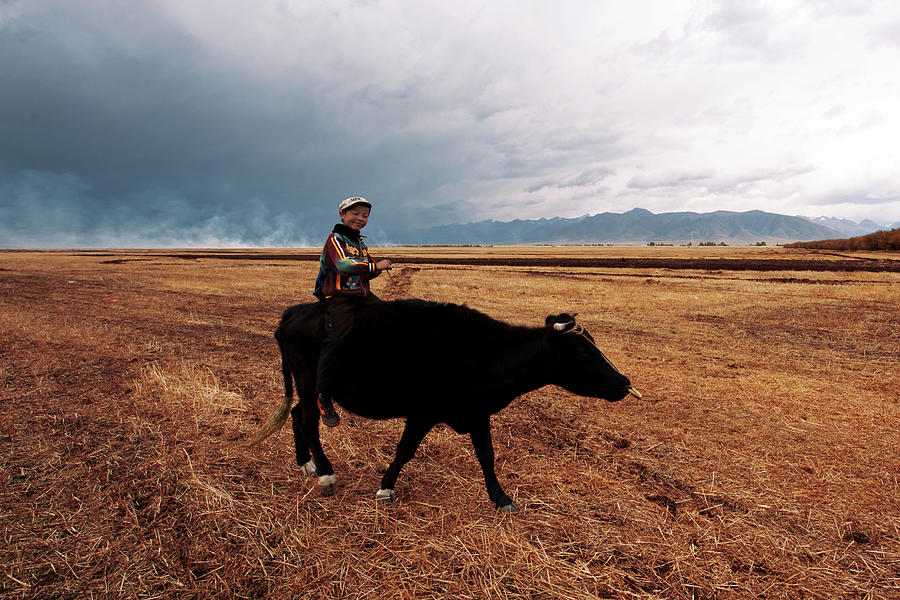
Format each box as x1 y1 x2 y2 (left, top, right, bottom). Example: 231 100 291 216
339 196 371 212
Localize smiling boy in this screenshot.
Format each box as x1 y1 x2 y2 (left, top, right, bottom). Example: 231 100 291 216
313 197 392 426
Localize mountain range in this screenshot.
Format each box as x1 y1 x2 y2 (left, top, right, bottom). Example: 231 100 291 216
386 208 895 246
800 216 894 237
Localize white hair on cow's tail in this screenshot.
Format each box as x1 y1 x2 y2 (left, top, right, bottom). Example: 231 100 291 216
318 474 336 488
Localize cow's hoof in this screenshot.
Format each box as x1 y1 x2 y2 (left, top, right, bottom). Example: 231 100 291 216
376 489 396 505
318 474 336 497
498 502 519 514
300 460 317 476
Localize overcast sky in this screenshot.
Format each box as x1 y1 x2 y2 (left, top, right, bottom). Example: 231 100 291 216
2 0 899 247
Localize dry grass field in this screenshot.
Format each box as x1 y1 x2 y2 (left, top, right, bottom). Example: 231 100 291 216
1 247 898 599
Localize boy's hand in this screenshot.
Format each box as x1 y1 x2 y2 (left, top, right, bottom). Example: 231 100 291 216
376 259 392 271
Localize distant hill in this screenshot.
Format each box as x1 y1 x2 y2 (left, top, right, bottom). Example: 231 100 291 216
390 208 845 245
801 216 886 237
786 227 900 251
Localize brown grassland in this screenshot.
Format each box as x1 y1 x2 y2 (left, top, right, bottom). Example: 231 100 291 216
1 247 898 599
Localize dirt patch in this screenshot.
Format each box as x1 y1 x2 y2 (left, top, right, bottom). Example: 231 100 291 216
126 251 900 272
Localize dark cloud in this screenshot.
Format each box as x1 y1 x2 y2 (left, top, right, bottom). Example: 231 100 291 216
0 168 320 247
0 1 489 246
2 2 323 245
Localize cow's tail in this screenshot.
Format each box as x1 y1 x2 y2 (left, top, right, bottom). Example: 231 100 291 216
246 353 294 448
280 348 294 399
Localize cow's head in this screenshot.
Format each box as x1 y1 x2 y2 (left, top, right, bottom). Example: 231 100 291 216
545 313 641 402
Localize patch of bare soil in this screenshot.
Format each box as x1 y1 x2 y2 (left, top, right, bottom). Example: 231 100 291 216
390 255 900 272
62 246 900 272
104 249 900 272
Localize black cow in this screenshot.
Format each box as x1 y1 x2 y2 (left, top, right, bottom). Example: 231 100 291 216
249 299 640 513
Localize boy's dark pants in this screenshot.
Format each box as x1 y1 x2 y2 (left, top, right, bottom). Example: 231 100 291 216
316 293 379 397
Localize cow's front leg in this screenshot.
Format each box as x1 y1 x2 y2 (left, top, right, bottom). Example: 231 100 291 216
377 418 434 504
470 418 517 513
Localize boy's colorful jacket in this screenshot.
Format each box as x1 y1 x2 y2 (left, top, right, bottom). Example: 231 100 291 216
313 224 381 299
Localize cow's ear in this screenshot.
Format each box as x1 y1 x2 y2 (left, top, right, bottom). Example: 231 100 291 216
546 313 577 332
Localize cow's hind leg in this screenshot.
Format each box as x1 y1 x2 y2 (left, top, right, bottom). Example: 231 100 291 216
284 359 323 479
291 391 336 496
470 419 517 513
377 418 434 504
290 402 317 476
291 407 322 485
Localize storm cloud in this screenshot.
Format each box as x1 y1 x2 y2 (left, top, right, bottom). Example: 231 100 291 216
2 0 899 247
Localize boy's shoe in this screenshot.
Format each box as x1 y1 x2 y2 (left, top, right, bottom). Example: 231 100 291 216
317 394 340 427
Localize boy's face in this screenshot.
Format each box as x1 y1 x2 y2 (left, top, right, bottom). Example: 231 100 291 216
340 205 370 231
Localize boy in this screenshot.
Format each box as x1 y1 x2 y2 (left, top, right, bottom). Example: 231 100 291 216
313 196 392 426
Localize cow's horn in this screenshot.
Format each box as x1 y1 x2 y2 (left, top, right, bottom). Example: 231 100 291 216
553 321 574 331
627 387 643 399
